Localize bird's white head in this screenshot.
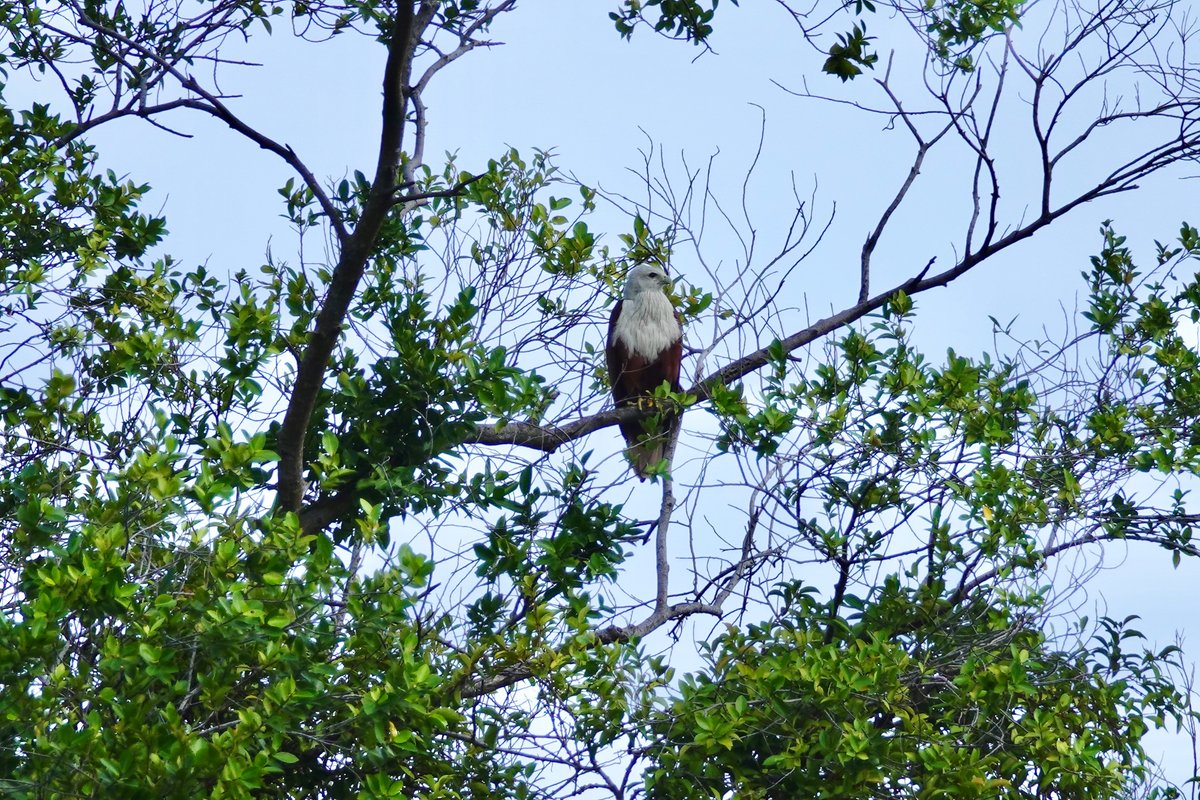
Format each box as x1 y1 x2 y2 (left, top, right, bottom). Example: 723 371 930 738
622 263 672 300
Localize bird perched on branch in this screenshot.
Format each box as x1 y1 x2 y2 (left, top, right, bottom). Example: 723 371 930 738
606 263 683 478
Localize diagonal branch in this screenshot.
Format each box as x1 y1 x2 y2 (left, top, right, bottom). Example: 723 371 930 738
467 406 648 452
67 14 347 244
468 171 1151 457
693 178 1135 401
275 1 438 514
459 598 723 699
948 518 1200 609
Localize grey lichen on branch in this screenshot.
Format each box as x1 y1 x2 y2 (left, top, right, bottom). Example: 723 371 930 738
468 406 642 452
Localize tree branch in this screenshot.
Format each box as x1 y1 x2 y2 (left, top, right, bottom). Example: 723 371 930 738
466 170 1145 458
467 406 649 452
459 599 722 699
69 14 347 244
275 1 437 514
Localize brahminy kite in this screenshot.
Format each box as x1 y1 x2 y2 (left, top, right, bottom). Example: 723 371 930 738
606 263 683 478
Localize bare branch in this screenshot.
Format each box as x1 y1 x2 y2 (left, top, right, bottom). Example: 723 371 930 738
67 13 348 244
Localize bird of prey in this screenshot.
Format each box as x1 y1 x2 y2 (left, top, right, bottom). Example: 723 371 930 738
606 264 683 478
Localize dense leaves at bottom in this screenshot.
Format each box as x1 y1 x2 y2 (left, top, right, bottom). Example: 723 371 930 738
644 598 1186 800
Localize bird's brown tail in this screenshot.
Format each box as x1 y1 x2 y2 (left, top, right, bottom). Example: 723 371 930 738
620 418 674 480
628 439 665 480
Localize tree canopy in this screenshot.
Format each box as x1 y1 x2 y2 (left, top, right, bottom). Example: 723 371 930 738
1 0 1199 798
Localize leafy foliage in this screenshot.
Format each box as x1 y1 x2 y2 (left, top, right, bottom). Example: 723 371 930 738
924 0 1025 71
610 0 735 44
823 22 880 82
645 606 1186 799
0 0 1198 798
611 0 1024 75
